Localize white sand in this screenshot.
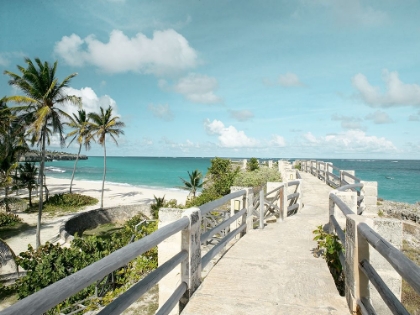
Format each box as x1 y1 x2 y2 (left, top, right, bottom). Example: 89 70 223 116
3 176 189 255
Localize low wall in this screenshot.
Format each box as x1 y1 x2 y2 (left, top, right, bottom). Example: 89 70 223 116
59 204 151 242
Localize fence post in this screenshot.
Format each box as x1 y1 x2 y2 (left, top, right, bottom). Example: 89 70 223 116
246 190 254 233
340 170 355 187
345 214 372 314
360 181 377 216
179 207 202 312
259 190 264 229
296 179 302 211
329 190 357 234
280 182 288 221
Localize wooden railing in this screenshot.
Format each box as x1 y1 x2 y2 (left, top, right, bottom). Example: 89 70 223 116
301 160 419 315
1 180 302 315
328 189 420 315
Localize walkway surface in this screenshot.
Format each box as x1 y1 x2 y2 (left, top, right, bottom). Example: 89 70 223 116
181 172 349 315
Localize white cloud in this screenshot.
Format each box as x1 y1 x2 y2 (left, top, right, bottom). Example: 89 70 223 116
365 110 393 124
303 130 396 153
331 114 365 130
352 70 420 107
54 29 198 76
279 72 304 87
204 119 259 148
0 54 10 66
147 103 174 121
270 135 286 147
170 73 222 104
60 87 119 119
229 110 254 122
0 52 25 67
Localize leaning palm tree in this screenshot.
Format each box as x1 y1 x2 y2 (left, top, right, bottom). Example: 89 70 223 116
4 58 81 248
65 110 92 193
179 169 204 198
88 106 125 209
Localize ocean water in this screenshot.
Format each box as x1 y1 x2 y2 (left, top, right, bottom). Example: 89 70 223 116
44 157 420 204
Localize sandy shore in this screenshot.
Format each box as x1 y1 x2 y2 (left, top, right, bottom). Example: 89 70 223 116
3 176 189 255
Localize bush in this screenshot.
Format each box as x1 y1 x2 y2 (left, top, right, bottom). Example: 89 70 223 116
13 214 157 313
0 212 22 227
233 166 282 188
247 157 259 171
47 193 98 207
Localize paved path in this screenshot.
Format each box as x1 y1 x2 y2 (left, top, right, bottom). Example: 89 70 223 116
181 172 349 315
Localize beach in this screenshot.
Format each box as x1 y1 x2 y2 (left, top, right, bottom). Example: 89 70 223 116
4 176 190 255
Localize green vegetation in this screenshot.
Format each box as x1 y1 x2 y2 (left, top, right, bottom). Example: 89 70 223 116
151 195 183 219
294 162 301 170
15 162 38 207
0 212 22 227
187 157 239 207
247 157 259 171
65 109 92 194
179 169 204 198
313 225 344 295
401 238 420 314
6 214 157 314
233 165 281 188
88 106 125 209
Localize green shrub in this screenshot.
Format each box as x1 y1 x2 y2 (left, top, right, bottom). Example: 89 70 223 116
247 157 259 171
47 193 98 207
233 166 282 188
0 212 22 227
313 225 344 295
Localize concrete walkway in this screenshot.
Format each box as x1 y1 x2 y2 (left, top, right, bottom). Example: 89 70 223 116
181 172 349 315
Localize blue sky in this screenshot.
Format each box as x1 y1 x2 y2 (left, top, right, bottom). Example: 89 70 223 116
1 0 420 159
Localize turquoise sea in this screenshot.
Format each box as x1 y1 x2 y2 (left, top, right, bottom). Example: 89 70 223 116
44 157 420 204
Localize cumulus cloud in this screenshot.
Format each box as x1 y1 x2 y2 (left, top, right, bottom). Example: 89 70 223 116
332 114 365 130
54 29 198 76
0 52 25 67
270 135 286 147
229 110 254 122
365 110 393 124
352 70 420 107
303 130 396 153
60 87 119 119
147 103 174 121
278 72 304 87
204 119 259 148
161 73 222 104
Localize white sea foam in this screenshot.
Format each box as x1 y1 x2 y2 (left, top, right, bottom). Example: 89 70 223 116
45 166 66 173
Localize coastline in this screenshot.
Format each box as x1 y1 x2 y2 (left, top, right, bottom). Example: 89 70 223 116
3 176 189 255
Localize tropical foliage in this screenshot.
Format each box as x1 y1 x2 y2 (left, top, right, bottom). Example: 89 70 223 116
233 165 282 188
179 169 204 198
88 106 125 209
0 212 22 227
247 157 259 171
65 109 92 193
4 58 81 248
15 162 38 207
12 214 157 313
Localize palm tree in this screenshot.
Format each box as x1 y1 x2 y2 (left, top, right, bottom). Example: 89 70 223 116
0 101 28 211
179 169 204 198
88 106 125 209
4 58 81 248
16 162 38 207
65 110 92 193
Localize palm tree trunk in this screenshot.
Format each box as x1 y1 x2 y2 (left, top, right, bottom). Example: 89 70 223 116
101 141 106 209
36 130 46 249
69 144 82 194
5 186 10 212
28 187 32 207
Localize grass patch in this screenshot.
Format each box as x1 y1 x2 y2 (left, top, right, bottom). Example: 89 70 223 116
27 193 98 216
0 222 35 240
82 223 123 239
401 240 420 314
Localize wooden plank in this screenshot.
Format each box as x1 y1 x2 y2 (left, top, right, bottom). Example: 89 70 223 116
358 223 420 295
155 282 187 315
329 215 345 245
359 259 410 315
329 193 354 216
0 216 190 315
199 190 246 216
98 250 188 315
201 207 246 244
201 223 246 269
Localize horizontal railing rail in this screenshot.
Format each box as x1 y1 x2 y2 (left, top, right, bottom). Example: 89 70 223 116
0 217 190 315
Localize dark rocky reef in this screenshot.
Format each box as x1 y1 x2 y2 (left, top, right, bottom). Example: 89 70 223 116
20 151 88 162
